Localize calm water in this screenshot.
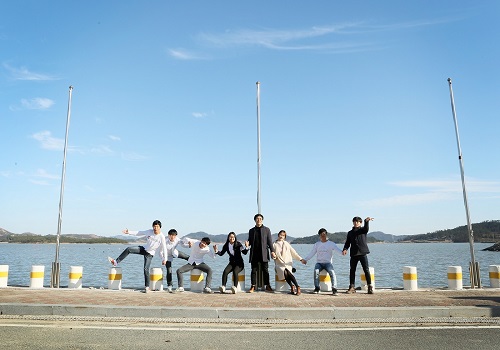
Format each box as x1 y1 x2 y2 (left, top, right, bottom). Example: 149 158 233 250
0 242 498 290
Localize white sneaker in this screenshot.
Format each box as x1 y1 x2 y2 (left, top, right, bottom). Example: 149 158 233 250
203 287 212 294
144 286 150 293
219 286 226 293
230 286 237 294
107 257 117 267
176 287 184 293
166 285 173 293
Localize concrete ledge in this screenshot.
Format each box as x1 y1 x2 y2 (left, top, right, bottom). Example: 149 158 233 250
2 303 499 320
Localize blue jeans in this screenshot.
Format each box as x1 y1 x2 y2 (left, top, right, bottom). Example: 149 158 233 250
314 262 337 289
116 246 153 287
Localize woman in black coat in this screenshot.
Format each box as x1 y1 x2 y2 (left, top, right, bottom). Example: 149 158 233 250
214 232 248 294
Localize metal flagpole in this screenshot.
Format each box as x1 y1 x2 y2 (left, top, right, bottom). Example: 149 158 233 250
447 78 480 288
50 85 74 288
256 81 262 215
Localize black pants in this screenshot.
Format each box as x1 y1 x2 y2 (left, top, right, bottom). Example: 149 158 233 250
349 254 371 285
221 263 244 286
250 261 270 286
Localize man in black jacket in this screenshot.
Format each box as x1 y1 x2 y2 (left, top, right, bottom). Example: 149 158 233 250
342 216 374 294
247 214 276 293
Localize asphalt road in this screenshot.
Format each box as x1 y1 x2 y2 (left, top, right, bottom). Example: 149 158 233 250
1 319 498 350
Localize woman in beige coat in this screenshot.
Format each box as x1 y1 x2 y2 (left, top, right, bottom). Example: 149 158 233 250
273 230 303 295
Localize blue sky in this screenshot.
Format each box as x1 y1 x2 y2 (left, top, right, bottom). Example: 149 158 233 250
1 1 499 238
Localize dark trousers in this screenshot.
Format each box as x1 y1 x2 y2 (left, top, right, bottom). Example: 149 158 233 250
250 261 270 286
349 254 371 285
176 263 212 288
116 246 153 287
221 263 244 286
165 251 189 286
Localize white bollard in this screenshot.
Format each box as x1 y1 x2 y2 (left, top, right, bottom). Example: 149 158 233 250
190 268 204 292
447 266 463 290
149 267 163 291
360 267 375 291
403 266 418 290
232 268 245 292
0 265 8 288
275 273 288 292
68 266 83 289
319 269 332 292
29 265 45 288
108 267 122 290
489 265 500 288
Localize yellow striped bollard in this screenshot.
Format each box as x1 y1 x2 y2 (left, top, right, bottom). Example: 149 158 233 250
447 266 463 290
149 267 163 291
29 265 45 288
489 265 500 288
360 267 375 291
68 266 83 289
275 272 288 292
190 268 204 292
232 268 245 292
403 266 418 290
108 267 122 290
0 265 8 288
319 269 332 292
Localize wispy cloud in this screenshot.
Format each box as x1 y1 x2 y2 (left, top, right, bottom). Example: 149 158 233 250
31 131 64 151
192 112 208 118
3 63 59 81
168 48 206 60
20 97 54 110
170 18 458 56
108 135 121 141
360 178 500 207
121 152 150 161
33 168 59 180
91 145 115 156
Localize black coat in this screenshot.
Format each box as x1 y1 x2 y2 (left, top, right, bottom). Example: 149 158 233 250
216 240 248 267
248 225 274 263
343 220 370 256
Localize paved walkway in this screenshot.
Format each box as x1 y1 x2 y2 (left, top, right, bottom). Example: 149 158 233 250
1 286 499 322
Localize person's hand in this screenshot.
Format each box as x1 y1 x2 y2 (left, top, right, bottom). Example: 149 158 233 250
300 259 307 265
188 241 193 248
342 249 347 256
213 244 218 253
271 252 276 259
244 241 250 248
365 217 374 222
122 229 129 234
162 260 166 266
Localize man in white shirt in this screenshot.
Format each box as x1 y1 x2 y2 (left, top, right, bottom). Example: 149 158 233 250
175 237 216 293
164 229 189 292
108 220 167 293
301 228 343 295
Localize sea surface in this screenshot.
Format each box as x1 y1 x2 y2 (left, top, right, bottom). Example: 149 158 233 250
0 242 498 290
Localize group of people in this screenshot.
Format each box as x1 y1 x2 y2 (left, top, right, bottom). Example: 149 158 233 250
107 214 375 295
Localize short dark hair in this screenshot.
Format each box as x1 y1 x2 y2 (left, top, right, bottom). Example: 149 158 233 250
201 237 211 245
152 220 162 228
352 217 362 223
318 228 327 235
278 230 287 238
168 229 177 235
254 213 264 221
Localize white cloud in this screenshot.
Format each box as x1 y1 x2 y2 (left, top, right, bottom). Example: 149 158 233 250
31 131 64 151
3 63 58 81
20 97 55 110
121 152 150 161
108 135 121 141
192 112 208 118
91 145 114 156
33 168 59 180
168 48 205 60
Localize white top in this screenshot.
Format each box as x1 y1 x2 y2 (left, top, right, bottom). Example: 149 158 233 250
165 236 182 262
303 240 342 264
180 238 216 265
127 229 167 260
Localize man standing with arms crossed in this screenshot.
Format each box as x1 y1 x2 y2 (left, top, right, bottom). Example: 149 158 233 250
247 214 276 293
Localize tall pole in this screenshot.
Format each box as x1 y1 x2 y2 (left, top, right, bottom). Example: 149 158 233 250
50 85 73 288
256 81 261 214
447 78 480 288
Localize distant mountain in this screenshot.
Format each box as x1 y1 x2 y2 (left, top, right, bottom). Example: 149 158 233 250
369 231 410 242
398 220 500 243
292 231 381 244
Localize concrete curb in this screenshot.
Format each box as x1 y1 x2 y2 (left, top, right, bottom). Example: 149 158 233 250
1 303 499 320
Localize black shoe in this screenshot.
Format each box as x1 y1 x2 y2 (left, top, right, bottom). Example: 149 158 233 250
368 285 374 294
332 288 338 296
313 287 320 294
